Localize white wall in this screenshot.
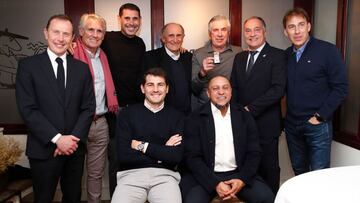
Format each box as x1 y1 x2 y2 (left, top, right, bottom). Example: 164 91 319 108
242 0 293 49
314 0 360 167
164 0 229 50
95 0 152 50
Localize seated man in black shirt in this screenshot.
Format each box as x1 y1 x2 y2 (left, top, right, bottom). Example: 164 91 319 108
111 68 184 203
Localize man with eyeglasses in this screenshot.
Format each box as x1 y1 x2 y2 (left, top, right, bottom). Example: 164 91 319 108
73 13 118 203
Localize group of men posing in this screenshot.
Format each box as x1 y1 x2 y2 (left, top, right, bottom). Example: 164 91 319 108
15 2 348 203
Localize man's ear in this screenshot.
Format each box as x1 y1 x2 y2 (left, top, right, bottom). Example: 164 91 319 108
43 28 48 40
283 29 288 37
140 84 145 94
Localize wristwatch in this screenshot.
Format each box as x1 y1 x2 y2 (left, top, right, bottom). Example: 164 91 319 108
314 113 324 122
137 141 145 152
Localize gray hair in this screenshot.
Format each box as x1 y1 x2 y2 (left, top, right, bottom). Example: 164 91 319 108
78 13 106 31
161 23 185 36
208 15 231 32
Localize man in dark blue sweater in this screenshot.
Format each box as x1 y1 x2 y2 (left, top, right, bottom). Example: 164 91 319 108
283 8 348 175
143 23 192 115
111 68 184 203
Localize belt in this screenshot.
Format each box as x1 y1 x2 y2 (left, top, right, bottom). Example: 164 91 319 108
93 114 105 121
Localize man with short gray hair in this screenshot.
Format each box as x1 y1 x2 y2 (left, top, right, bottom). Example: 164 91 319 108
73 13 118 203
191 15 242 109
143 22 192 115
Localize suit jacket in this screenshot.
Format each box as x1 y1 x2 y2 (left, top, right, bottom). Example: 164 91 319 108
231 43 286 141
143 46 192 114
183 102 261 193
16 51 95 159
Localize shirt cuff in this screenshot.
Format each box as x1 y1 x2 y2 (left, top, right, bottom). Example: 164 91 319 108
143 142 149 153
51 133 62 144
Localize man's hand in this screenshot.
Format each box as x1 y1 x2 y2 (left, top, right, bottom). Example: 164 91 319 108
223 179 245 199
131 140 142 150
67 42 77 55
55 135 79 155
216 181 232 200
179 47 188 53
308 116 321 125
199 57 215 77
165 134 182 146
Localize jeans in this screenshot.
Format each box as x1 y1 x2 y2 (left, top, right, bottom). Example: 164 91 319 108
285 120 332 175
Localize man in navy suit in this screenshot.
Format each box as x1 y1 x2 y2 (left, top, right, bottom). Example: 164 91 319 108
231 16 286 193
16 14 95 203
181 75 274 203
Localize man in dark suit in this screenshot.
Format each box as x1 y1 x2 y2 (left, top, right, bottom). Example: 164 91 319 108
143 23 192 115
181 75 274 203
16 14 95 203
231 16 286 193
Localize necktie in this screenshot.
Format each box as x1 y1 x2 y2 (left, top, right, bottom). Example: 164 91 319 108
246 51 258 75
55 57 65 97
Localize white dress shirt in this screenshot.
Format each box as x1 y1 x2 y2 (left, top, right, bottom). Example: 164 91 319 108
48 48 67 143
211 103 237 172
86 48 107 116
246 42 266 71
47 48 67 87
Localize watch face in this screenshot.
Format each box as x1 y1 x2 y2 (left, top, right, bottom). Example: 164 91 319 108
137 143 144 151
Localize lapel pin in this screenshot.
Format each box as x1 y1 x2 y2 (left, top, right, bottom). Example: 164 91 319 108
307 60 311 63
263 54 266 58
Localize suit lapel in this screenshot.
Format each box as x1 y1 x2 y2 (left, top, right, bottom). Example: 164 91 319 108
200 104 216 164
39 52 64 105
246 43 270 79
64 55 74 107
230 105 243 163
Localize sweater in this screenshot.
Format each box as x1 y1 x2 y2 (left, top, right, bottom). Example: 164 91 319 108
285 37 348 123
101 31 146 106
116 103 184 171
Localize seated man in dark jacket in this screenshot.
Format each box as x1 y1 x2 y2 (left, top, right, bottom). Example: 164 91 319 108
180 75 274 203
111 68 184 203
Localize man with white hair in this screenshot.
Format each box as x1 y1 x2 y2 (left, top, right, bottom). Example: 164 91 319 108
191 15 242 109
73 13 118 203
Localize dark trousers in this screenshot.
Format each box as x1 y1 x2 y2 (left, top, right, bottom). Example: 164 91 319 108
182 173 274 203
258 136 280 194
106 112 118 197
29 145 85 203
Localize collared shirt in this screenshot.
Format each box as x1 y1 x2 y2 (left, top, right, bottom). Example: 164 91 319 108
211 103 237 172
85 48 108 115
47 48 67 87
192 41 242 105
246 42 266 67
293 38 310 62
144 100 164 113
48 48 68 144
164 46 180 61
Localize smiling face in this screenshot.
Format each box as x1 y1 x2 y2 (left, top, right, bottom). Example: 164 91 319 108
79 18 105 54
244 18 266 50
209 19 230 51
161 23 184 55
284 15 311 49
207 76 232 107
118 9 141 38
44 18 73 56
141 75 169 108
